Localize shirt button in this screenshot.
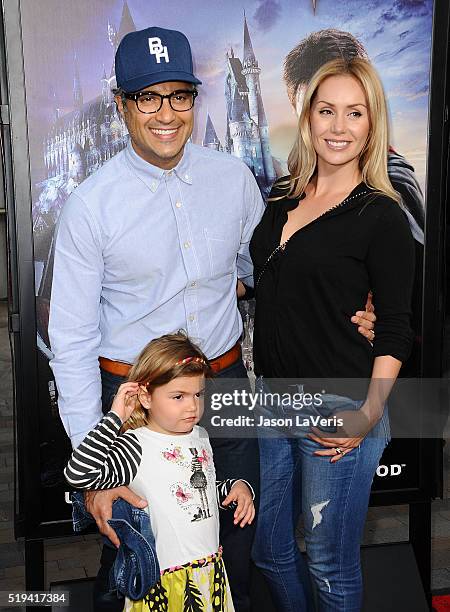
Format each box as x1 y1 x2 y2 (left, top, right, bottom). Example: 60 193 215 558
151 181 157 191
167 170 173 177
176 201 182 208
190 281 197 288
185 174 190 180
189 314 195 322
184 241 191 249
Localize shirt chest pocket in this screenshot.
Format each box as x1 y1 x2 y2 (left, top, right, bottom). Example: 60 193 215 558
203 221 242 277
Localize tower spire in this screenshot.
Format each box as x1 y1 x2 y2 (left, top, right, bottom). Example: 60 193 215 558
203 113 221 150
117 1 137 44
109 2 137 80
51 88 60 122
73 52 83 110
243 13 257 65
101 64 112 105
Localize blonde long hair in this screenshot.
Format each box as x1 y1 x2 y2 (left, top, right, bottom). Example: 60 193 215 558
121 333 212 432
283 58 399 203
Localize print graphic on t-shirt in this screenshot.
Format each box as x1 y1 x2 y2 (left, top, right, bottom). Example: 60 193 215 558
189 448 212 521
164 443 215 523
162 445 185 464
174 484 194 503
196 448 210 466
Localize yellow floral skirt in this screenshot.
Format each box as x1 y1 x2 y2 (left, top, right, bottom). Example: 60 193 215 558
124 548 234 612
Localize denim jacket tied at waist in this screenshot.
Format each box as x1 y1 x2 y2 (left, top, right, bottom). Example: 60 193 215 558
71 491 160 600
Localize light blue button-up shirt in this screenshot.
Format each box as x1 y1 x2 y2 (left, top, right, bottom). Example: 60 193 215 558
49 140 265 448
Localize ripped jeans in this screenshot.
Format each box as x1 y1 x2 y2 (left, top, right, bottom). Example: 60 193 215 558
252 382 390 612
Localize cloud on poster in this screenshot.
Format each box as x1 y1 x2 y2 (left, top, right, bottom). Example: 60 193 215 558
380 0 431 22
253 0 282 32
374 39 420 62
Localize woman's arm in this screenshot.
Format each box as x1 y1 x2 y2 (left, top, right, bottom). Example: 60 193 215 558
309 200 415 459
366 202 415 363
362 355 402 425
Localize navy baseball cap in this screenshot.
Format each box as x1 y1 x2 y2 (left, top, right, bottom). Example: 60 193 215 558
115 26 202 92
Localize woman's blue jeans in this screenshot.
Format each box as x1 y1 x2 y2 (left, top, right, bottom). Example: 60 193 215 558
252 381 390 612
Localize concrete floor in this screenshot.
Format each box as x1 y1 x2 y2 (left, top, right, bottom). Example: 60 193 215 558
0 300 449 597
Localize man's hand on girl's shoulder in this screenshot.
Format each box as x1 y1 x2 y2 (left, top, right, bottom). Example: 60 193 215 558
351 291 376 343
84 486 148 548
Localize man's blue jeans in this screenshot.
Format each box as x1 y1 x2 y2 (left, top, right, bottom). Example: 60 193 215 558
252 386 390 612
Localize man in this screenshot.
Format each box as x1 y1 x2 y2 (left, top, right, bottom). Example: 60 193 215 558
49 26 375 611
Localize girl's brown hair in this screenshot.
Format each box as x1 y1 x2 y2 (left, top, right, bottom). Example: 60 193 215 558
122 332 212 432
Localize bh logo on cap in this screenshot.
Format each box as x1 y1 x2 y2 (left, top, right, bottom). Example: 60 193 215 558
148 37 169 63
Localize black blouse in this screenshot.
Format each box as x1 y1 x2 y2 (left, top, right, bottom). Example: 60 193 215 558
249 181 415 386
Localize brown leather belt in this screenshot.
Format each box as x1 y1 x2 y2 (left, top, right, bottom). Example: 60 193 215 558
209 342 241 373
99 342 241 378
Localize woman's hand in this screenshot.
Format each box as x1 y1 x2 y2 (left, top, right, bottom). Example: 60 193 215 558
308 406 374 463
311 357 401 462
110 382 140 422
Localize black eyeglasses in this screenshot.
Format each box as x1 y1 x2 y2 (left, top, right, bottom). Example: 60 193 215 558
123 89 198 114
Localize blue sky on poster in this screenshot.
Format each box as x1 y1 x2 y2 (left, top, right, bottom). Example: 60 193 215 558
21 0 433 189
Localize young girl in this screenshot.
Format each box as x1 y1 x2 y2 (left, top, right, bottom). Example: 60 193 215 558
65 333 255 611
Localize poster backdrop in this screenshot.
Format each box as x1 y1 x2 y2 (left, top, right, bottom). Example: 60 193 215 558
18 0 433 522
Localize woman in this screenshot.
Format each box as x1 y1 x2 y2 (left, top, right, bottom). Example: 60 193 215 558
250 58 414 611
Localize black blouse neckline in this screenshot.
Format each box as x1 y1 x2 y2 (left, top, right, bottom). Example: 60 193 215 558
279 181 368 211
275 181 371 250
